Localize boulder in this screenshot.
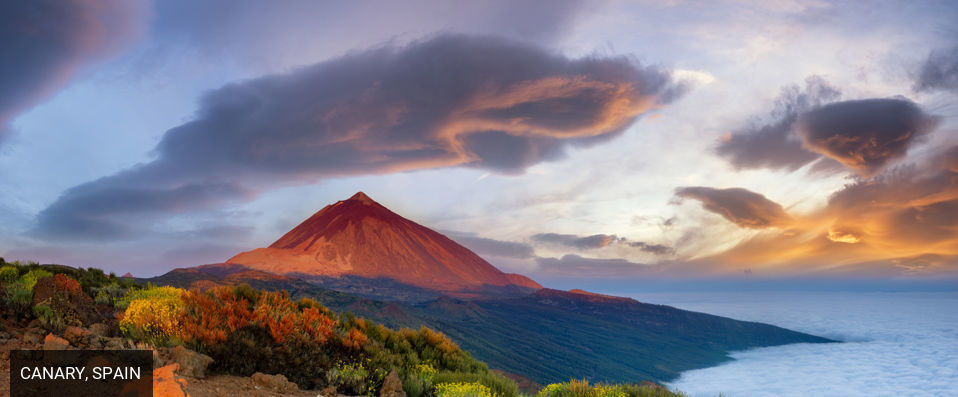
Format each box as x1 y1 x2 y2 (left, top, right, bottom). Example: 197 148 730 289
169 345 214 378
379 370 405 397
43 333 70 350
88 323 110 337
251 372 298 393
153 364 189 397
31 274 103 327
63 325 93 347
320 386 338 397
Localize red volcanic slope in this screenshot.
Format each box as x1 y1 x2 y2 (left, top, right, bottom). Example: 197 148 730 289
227 192 542 292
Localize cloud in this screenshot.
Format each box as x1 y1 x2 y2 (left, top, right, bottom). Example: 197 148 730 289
34 34 687 240
627 241 675 255
797 98 939 178
700 145 958 275
675 186 793 229
716 76 841 171
913 46 958 93
531 232 675 256
532 233 617 249
0 0 144 142
445 233 536 259
534 254 655 277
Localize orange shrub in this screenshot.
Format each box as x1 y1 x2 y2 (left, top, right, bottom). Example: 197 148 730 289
344 327 368 350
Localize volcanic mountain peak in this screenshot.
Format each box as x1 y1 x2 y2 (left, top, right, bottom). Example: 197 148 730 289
348 191 375 204
227 192 542 295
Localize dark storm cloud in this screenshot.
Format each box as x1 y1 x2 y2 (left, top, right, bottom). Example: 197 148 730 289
35 34 686 240
716 76 841 171
913 46 958 93
0 0 143 142
534 254 652 277
447 234 536 259
797 98 939 178
675 186 792 229
532 233 617 249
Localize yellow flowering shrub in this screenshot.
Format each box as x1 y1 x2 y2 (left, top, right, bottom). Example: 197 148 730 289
414 362 437 381
434 382 493 397
118 286 185 345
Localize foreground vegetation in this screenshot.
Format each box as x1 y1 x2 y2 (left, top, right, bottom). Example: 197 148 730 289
0 258 689 397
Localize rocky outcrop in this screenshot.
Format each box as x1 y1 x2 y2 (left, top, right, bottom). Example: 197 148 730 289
167 345 214 379
251 372 299 393
153 364 189 397
379 370 405 397
32 274 103 327
42 333 70 350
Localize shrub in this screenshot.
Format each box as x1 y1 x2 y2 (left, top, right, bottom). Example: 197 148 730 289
0 266 18 283
115 284 182 309
33 304 65 333
327 360 382 396
434 382 493 397
118 286 185 346
4 283 33 318
2 269 52 318
404 374 427 397
537 381 686 397
432 371 518 397
19 269 53 290
94 282 127 306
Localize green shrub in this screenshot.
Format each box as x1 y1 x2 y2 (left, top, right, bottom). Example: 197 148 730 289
19 269 53 290
432 371 518 397
326 360 387 396
33 304 65 333
537 381 687 397
404 374 427 397
0 266 18 283
94 282 128 306
5 283 33 318
435 382 493 397
114 284 182 309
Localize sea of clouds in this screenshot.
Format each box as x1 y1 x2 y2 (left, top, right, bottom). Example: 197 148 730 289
624 290 958 397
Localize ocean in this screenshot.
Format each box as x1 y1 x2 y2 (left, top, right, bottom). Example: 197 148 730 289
624 291 958 397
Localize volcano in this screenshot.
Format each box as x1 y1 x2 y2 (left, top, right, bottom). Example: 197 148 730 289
226 192 541 296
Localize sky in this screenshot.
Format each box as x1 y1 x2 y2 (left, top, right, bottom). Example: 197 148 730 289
1 0 957 285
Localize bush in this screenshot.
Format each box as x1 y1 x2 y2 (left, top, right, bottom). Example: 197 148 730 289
2 269 52 318
404 374 427 397
33 304 65 333
432 371 518 397
94 282 127 306
19 269 53 290
115 284 182 309
0 266 18 283
435 382 493 397
537 381 686 397
118 286 185 346
326 360 387 396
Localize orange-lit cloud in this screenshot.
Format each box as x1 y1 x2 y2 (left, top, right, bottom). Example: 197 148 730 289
690 146 958 276
797 98 939 177
34 34 687 240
